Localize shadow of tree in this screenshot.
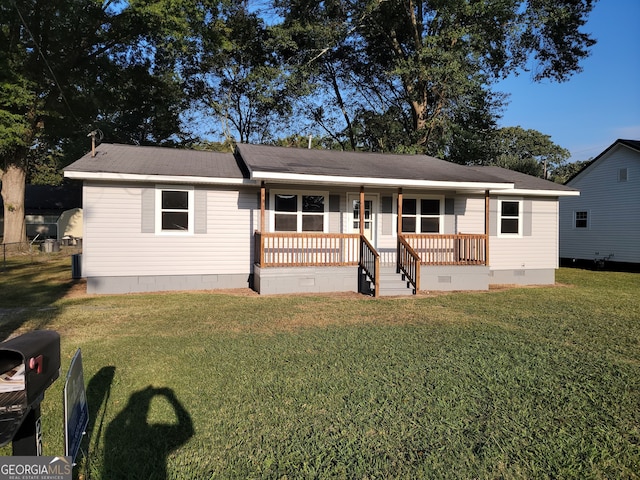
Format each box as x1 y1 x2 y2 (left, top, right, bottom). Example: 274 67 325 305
103 386 194 480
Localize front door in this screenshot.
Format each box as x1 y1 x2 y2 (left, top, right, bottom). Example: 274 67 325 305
349 194 377 245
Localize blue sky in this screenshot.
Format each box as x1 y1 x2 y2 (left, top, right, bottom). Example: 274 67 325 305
495 0 640 161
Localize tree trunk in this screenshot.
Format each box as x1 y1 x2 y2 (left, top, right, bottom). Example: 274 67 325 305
1 164 27 246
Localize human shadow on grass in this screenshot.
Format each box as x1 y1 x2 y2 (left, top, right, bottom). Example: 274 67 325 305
103 386 194 480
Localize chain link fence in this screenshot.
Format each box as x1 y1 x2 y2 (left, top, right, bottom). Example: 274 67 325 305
1 240 82 272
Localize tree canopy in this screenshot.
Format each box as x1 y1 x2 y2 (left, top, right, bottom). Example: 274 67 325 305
0 0 220 243
1 0 598 243
493 126 571 179
270 0 596 156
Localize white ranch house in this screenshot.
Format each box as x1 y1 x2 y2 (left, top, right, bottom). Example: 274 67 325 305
560 139 640 270
64 143 578 295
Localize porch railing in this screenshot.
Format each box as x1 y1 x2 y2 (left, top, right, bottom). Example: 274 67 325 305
254 232 486 296
401 234 487 265
255 232 360 267
397 233 486 293
360 235 380 297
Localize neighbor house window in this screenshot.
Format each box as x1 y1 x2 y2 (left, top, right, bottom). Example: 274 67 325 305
498 199 522 236
575 211 588 229
156 186 194 234
618 168 628 182
401 197 442 233
273 192 327 232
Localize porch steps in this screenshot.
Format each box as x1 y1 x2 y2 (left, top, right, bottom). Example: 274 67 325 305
375 266 415 297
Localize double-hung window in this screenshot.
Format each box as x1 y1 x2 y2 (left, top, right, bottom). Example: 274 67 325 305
575 211 588 229
401 198 443 233
156 186 194 234
498 198 522 237
273 192 327 232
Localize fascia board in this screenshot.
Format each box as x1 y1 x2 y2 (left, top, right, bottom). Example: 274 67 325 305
251 171 513 190
490 188 580 197
64 171 256 186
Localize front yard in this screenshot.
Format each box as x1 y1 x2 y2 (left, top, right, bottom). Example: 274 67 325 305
1 254 639 478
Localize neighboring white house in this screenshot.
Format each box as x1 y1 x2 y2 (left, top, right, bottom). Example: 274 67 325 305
560 139 640 270
64 143 579 295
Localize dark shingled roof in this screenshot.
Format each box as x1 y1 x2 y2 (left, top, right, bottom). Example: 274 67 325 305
467 166 578 192
619 139 640 151
236 143 508 184
65 143 244 179
64 142 578 193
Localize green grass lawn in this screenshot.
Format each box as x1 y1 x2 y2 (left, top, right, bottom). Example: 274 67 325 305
1 254 639 479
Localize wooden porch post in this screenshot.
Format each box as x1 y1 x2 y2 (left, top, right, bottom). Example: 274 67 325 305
485 190 490 266
396 188 403 274
359 186 365 236
260 181 266 232
397 188 403 235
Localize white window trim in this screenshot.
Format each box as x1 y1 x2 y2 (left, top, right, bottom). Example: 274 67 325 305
574 210 589 229
400 195 445 234
497 197 523 238
155 185 195 235
270 189 329 233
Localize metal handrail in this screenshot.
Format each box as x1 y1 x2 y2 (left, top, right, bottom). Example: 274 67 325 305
398 236 421 292
359 235 380 297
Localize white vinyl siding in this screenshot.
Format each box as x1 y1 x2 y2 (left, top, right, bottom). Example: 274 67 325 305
491 197 559 270
456 196 487 234
560 144 640 263
82 183 257 277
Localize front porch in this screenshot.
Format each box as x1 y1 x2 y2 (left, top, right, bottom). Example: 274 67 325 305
254 232 489 296
253 183 493 296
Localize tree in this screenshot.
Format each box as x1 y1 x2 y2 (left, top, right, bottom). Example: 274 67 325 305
1 0 217 244
553 158 592 184
273 0 596 157
194 2 302 144
493 126 570 178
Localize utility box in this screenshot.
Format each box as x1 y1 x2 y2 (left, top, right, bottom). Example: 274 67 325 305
0 330 61 452
71 254 82 279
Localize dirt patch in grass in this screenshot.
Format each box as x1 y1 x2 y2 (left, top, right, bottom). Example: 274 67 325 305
62 280 262 299
64 279 91 298
62 279 565 301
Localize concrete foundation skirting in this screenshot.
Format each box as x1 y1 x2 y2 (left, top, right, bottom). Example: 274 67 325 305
420 266 490 291
255 265 358 295
87 273 251 294
488 268 555 286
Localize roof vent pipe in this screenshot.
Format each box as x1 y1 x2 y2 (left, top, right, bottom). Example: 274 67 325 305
87 130 97 157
